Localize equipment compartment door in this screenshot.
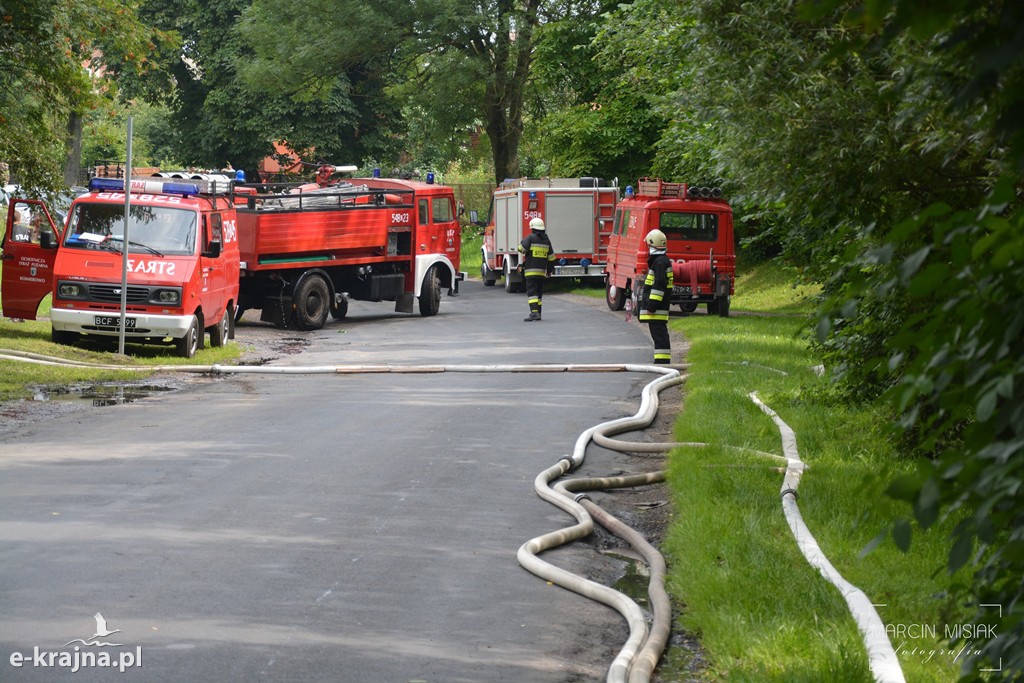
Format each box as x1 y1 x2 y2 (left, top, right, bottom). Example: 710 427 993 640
1 199 61 320
545 193 597 254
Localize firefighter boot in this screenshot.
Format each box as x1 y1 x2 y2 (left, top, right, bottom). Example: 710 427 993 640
524 298 541 321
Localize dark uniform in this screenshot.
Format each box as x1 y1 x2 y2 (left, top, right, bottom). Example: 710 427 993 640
518 230 555 321
639 250 674 364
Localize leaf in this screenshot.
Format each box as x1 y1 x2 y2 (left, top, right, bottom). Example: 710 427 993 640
948 531 974 573
899 246 930 283
893 518 912 553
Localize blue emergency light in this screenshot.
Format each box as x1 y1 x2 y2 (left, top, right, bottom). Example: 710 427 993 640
88 177 199 196
426 172 435 184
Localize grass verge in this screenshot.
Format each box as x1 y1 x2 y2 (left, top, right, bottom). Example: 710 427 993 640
660 313 972 681
0 290 242 401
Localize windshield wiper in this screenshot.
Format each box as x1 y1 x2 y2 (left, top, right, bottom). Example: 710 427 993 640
108 237 164 257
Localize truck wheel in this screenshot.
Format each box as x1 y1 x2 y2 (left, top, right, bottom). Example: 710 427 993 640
707 300 719 315
419 266 441 316
176 316 200 358
503 261 514 293
717 295 731 318
679 302 698 313
481 261 496 286
606 280 626 311
293 275 331 330
209 306 232 347
51 329 79 346
330 297 349 320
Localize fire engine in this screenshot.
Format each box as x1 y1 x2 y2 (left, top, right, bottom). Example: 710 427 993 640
479 177 618 292
1 166 464 357
604 178 735 316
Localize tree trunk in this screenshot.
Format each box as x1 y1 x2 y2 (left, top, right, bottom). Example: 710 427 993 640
64 112 84 187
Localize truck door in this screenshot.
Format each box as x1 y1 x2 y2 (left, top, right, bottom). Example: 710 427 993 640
431 195 460 265
1 199 61 320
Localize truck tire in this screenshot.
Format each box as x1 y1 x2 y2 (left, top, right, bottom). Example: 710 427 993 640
679 302 698 313
293 275 331 330
606 280 626 311
717 295 731 318
330 297 349 320
707 300 719 315
419 266 441 316
209 305 232 347
51 329 79 346
176 315 200 358
481 262 496 286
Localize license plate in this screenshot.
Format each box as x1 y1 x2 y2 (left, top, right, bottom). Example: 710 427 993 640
94 316 136 328
558 266 585 275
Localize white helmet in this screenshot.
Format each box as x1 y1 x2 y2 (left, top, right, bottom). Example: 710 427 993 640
645 229 667 249
529 217 546 231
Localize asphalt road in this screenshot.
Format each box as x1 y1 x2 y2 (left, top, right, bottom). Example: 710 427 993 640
0 279 674 682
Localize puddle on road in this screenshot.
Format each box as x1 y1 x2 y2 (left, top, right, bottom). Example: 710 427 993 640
31 383 180 408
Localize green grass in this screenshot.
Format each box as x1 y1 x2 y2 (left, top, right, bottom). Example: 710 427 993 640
0 267 243 401
661 313 972 681
731 260 821 314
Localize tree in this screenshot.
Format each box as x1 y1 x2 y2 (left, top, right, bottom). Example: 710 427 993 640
529 1 665 182
238 0 574 184
0 0 165 191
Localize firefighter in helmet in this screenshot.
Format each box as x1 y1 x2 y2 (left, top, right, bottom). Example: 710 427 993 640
639 229 674 364
518 217 555 321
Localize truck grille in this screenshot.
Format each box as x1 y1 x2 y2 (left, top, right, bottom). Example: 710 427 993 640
88 283 152 304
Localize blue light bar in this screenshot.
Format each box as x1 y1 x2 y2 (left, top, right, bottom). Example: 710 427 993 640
88 177 199 196
160 182 200 196
89 178 126 192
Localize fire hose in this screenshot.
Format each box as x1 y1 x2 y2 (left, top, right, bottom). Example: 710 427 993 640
0 351 905 682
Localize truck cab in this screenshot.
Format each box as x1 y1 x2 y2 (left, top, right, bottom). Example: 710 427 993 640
2 177 240 357
604 178 735 316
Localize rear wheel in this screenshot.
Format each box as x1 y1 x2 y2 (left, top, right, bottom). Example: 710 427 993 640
330 297 349 320
679 302 698 313
606 280 626 311
176 316 199 358
717 295 731 318
419 266 441 316
293 275 331 330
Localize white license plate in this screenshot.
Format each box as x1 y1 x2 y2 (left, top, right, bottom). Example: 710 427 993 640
94 316 136 328
558 266 585 275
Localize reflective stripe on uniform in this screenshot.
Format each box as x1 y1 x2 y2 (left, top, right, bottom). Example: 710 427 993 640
639 311 669 321
524 269 547 277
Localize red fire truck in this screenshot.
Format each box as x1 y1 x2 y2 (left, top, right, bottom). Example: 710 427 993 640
604 178 735 316
1 168 464 357
479 177 618 292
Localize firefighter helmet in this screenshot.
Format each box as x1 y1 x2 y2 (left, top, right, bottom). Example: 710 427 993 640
529 217 546 231
645 229 667 249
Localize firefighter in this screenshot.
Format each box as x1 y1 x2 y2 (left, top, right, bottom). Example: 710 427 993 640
518 217 555 321
640 229 674 364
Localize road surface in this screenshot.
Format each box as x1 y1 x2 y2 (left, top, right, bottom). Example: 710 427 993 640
0 280 679 682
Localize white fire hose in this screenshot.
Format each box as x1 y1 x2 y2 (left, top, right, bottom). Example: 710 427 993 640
0 350 905 682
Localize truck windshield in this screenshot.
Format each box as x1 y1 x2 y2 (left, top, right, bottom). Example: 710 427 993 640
63 202 197 256
660 212 718 242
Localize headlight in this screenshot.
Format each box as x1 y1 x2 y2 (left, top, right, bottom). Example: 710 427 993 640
151 289 181 305
57 282 85 299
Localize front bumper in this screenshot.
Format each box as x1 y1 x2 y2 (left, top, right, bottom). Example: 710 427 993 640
51 308 193 339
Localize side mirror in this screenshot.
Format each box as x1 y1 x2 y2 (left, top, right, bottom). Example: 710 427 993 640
39 232 56 249
204 240 221 258
469 210 478 223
